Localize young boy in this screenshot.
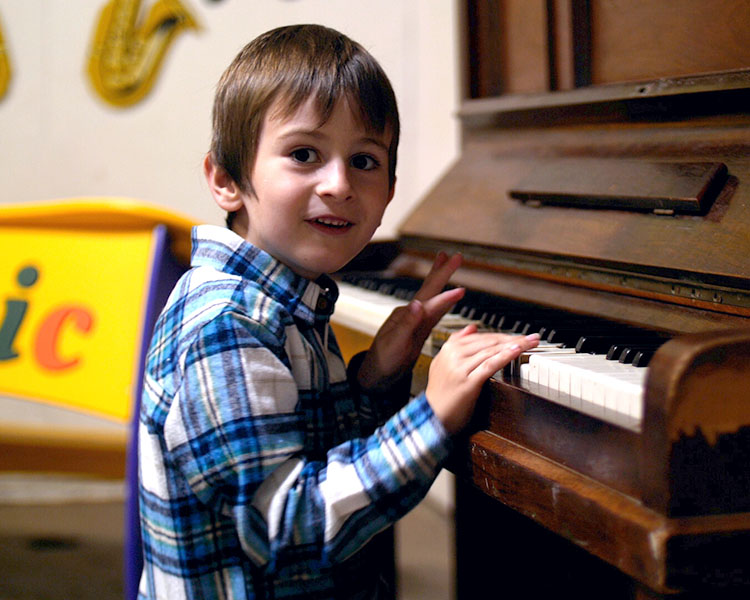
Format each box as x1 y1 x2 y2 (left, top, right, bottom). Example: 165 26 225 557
138 24 539 600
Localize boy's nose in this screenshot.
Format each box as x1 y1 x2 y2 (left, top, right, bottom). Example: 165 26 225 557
316 160 353 201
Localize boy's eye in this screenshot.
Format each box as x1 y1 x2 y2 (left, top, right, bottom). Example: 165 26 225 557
351 154 379 171
291 148 319 163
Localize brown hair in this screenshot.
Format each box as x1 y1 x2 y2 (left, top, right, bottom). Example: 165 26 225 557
209 24 400 226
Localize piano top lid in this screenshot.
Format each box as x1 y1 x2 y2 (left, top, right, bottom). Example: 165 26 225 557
399 121 750 305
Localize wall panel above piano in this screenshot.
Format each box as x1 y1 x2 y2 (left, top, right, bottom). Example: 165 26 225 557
466 0 750 96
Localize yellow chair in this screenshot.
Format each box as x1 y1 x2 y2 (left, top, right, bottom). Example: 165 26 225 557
0 198 196 599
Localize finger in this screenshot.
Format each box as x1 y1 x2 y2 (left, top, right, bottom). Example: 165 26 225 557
459 338 519 369
425 250 450 277
414 253 463 302
453 333 540 374
419 287 465 325
470 333 541 376
438 332 511 368
429 250 450 271
374 300 425 350
448 331 539 352
451 323 479 338
467 342 526 381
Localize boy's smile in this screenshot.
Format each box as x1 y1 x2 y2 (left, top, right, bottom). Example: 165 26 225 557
218 95 395 280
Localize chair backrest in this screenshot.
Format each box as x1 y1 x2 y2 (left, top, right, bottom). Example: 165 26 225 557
124 223 189 599
0 199 194 600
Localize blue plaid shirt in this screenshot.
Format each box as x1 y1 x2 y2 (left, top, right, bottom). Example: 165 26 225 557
138 225 451 599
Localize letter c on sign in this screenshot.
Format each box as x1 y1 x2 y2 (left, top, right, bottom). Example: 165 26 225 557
34 306 95 370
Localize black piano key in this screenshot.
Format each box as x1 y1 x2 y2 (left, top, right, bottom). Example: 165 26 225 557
618 347 641 364
632 350 655 367
495 314 517 331
576 336 619 354
616 338 664 362
547 323 617 346
519 322 545 335
479 311 494 326
377 282 395 295
606 343 657 361
546 329 579 345
576 334 658 355
483 313 499 328
394 288 415 300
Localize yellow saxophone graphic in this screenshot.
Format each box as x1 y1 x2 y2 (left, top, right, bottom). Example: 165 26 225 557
87 0 200 107
0 15 10 101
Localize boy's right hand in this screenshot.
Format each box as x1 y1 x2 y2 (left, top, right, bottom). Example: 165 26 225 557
426 325 540 435
356 251 465 392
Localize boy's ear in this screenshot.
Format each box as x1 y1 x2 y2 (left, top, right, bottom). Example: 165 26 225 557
203 153 245 212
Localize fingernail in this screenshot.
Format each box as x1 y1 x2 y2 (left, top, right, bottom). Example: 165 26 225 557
525 333 541 341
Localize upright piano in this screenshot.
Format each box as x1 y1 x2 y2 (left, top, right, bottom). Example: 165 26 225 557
331 2 750 598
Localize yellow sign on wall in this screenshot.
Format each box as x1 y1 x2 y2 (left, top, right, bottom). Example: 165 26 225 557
0 199 195 422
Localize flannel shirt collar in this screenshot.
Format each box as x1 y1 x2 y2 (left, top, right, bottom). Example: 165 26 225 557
191 225 339 327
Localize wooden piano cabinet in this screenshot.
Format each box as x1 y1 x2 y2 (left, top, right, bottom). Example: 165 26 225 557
331 3 750 596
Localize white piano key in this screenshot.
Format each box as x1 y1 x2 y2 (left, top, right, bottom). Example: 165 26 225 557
519 351 646 432
333 281 408 336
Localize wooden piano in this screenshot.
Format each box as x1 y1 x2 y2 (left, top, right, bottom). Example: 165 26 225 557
331 2 750 598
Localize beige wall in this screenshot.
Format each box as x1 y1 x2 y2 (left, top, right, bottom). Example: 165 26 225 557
0 0 460 239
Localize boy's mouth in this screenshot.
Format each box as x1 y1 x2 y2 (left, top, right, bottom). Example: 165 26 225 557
307 216 354 231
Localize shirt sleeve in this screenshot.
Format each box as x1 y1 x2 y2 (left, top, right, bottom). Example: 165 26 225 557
344 349 414 435
162 310 452 573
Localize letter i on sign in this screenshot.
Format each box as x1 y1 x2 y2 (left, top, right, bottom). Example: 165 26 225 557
0 266 38 361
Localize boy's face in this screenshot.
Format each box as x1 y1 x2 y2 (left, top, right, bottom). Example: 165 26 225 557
236 96 395 280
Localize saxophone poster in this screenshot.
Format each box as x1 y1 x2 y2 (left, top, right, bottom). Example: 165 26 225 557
0 14 10 101
87 0 200 107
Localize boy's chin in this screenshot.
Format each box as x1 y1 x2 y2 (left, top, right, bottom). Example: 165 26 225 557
286 257 347 280
319 247 367 272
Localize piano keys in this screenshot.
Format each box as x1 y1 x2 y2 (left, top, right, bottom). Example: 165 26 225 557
332 280 410 337
337 274 660 432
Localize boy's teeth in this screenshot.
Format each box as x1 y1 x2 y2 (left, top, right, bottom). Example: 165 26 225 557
316 217 349 227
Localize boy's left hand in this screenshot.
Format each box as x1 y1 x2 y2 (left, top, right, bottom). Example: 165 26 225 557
356 252 465 391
